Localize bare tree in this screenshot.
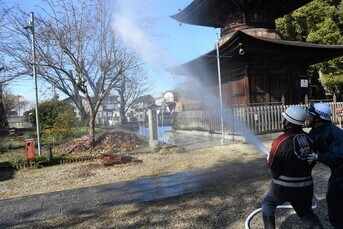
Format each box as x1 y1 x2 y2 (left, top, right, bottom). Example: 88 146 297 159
2 90 29 116
3 0 141 147
0 4 31 84
0 5 11 128
114 69 153 124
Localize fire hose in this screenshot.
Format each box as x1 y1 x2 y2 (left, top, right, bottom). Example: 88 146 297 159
244 196 318 229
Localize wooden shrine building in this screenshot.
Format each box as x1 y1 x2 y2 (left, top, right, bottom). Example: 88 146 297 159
169 0 343 106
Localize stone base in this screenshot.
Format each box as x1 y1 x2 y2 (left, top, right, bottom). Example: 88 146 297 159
149 140 159 150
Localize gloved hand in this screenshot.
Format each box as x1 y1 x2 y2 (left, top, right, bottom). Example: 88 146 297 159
307 152 318 164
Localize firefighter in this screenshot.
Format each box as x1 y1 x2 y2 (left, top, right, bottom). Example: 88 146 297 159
307 103 343 229
262 106 323 229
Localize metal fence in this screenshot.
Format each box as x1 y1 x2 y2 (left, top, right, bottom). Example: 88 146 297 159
173 102 343 134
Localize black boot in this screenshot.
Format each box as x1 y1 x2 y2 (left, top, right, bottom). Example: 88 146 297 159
302 214 324 229
263 216 275 229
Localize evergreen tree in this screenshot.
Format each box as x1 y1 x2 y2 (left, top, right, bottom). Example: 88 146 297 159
28 99 78 131
276 0 343 99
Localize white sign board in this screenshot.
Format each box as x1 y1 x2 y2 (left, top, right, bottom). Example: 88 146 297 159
300 79 308 88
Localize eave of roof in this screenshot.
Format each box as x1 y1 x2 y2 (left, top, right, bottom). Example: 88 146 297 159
166 30 343 78
171 0 313 28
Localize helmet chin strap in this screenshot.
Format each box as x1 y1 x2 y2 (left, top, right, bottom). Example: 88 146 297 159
282 119 290 131
308 117 316 127
309 116 325 128
283 119 302 131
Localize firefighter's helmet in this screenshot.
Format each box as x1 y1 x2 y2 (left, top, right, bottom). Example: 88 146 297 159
307 103 332 121
282 106 307 126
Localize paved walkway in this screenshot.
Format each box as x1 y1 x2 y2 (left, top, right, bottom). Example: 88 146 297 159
0 172 205 227
0 132 272 228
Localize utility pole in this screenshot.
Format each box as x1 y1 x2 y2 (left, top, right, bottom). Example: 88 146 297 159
216 34 224 143
24 12 42 156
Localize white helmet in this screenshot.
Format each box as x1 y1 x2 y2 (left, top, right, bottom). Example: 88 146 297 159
307 103 332 121
282 106 307 125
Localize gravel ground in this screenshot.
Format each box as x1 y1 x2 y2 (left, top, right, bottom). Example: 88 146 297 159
0 140 332 228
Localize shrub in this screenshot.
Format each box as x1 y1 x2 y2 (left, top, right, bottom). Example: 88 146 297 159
9 154 27 165
0 143 11 154
35 154 48 162
52 109 79 139
28 99 80 143
28 99 79 131
23 131 37 139
44 109 79 141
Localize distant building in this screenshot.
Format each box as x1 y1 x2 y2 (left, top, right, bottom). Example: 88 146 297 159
129 92 177 125
64 94 120 126
97 95 120 126
129 95 155 123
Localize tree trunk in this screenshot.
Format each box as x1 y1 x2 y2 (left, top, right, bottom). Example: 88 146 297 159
88 109 96 151
0 84 8 129
119 103 127 124
119 77 127 124
72 85 90 125
80 108 90 125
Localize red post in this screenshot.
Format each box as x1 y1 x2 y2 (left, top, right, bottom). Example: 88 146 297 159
25 139 35 160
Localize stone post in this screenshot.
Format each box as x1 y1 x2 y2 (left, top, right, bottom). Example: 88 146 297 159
148 108 159 149
304 94 309 105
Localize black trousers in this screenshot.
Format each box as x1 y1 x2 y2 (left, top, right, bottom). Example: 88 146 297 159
327 175 343 228
262 182 322 228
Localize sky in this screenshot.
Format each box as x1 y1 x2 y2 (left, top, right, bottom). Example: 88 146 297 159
6 0 220 103
4 0 269 154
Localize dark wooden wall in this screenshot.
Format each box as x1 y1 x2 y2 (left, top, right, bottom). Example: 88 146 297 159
210 54 310 106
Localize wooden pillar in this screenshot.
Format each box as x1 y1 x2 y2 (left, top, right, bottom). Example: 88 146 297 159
243 64 250 105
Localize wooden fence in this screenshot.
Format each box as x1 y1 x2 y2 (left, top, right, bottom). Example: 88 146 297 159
173 102 343 134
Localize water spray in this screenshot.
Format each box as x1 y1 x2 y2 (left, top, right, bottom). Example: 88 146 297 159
112 2 270 156
220 105 270 155
180 78 270 156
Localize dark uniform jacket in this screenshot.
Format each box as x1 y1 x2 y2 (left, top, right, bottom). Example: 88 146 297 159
309 122 343 224
309 122 343 175
267 128 315 201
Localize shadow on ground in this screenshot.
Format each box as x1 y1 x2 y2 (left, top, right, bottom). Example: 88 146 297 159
0 162 15 182
3 155 331 229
